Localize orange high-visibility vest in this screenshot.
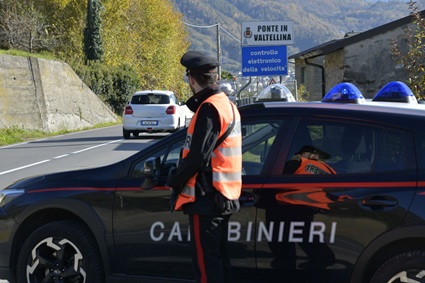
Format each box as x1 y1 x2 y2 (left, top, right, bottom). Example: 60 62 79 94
294 157 336 175
174 92 242 211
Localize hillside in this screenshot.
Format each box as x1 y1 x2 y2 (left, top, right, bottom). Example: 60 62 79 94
171 0 425 74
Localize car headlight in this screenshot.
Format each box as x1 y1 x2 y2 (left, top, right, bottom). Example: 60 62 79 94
0 189 24 207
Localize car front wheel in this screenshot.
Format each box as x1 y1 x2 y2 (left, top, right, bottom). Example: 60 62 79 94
17 220 104 283
370 250 425 283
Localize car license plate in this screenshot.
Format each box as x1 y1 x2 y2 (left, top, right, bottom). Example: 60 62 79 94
141 120 158 125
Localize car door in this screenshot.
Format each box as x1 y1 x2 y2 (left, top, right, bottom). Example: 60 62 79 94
113 131 194 280
231 116 289 282
112 116 289 282
254 117 417 283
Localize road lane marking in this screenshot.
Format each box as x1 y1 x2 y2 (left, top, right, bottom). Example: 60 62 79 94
0 139 122 176
72 140 120 154
53 154 70 159
0 125 121 150
0 160 50 175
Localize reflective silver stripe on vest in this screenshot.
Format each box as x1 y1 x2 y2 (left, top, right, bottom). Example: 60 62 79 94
213 171 241 182
212 146 242 157
181 184 195 197
228 121 242 137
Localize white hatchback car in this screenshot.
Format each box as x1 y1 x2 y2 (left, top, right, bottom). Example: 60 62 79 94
122 90 187 139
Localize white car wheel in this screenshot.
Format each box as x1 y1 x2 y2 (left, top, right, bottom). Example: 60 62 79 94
371 250 425 283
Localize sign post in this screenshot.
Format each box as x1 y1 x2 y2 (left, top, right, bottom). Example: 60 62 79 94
241 45 287 77
241 21 293 78
241 21 293 46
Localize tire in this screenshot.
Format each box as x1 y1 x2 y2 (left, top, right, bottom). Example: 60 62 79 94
133 131 139 137
370 250 425 283
123 128 130 139
17 220 104 283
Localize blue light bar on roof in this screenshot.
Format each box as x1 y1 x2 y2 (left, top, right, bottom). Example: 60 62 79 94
372 81 417 103
322 82 365 103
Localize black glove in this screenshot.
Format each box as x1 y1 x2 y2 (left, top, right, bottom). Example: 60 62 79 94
169 187 177 213
214 192 232 212
169 184 183 213
167 166 178 213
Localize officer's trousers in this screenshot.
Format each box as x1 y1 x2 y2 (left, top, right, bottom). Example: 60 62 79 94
189 214 232 283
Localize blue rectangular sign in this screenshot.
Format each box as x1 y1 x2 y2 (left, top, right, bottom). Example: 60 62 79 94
241 45 287 77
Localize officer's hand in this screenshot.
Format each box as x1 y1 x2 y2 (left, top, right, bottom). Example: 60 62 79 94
214 192 232 212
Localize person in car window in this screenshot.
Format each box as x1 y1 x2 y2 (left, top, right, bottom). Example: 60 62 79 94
260 145 336 270
167 50 242 283
284 145 336 175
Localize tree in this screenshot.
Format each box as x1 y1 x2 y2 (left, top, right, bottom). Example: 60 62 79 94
221 70 235 81
0 0 190 99
101 0 189 93
84 0 104 62
0 1 57 52
391 0 425 99
0 0 87 58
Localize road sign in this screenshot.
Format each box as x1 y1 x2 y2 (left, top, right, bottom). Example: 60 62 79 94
241 45 287 77
241 21 293 46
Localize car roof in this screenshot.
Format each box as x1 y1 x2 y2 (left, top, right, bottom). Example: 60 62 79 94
263 100 425 115
133 90 174 96
239 101 425 133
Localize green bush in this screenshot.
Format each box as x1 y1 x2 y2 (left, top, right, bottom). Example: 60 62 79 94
297 84 311 102
72 62 140 114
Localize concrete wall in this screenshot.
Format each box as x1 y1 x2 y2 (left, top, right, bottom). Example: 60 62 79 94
342 26 409 98
294 57 327 101
293 21 415 101
324 50 344 95
0 54 118 132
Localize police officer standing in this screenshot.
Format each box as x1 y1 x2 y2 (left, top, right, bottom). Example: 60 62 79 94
168 51 242 283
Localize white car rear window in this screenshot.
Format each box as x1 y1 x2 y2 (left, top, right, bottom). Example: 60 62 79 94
131 94 170 105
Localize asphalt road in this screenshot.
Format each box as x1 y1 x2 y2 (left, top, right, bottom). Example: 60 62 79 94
0 125 170 282
0 125 171 189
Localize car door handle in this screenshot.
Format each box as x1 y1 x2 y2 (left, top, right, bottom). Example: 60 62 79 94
239 192 257 207
361 196 397 207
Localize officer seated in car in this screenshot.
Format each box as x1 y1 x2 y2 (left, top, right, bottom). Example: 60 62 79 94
284 145 336 175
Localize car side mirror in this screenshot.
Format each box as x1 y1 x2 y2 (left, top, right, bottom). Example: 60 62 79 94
140 156 160 189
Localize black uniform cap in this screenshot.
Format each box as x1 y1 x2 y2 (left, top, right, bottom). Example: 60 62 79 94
181 51 220 74
296 145 317 154
296 145 331 159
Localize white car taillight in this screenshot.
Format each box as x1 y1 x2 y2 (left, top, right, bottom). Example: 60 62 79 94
166 105 176 114
124 106 133 115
